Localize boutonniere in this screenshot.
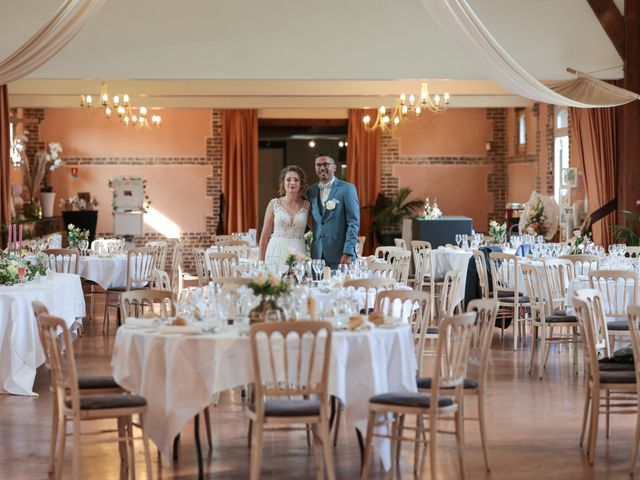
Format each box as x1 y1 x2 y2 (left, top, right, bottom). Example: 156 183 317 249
324 199 340 211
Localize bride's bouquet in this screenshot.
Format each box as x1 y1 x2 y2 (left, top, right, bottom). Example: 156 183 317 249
519 191 559 241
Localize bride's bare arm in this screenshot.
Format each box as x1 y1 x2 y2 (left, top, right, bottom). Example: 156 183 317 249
258 201 275 261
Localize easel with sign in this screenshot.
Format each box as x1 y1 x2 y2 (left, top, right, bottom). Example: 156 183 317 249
111 176 145 243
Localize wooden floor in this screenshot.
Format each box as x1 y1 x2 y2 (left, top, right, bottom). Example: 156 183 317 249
1 316 638 479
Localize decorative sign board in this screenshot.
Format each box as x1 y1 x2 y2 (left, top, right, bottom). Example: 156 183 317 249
110 176 145 212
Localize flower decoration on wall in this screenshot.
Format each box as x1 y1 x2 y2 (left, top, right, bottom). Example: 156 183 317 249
108 177 151 213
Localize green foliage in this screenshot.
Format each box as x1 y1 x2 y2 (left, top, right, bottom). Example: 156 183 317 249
611 210 640 246
366 188 423 233
248 274 290 297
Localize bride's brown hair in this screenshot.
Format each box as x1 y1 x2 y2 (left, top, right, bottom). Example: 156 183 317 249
278 165 307 197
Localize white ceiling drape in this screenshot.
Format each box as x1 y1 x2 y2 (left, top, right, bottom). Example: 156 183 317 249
0 0 106 85
419 0 639 107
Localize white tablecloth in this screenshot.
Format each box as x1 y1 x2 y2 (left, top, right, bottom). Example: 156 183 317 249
566 277 637 318
433 247 473 304
0 273 85 395
112 324 417 468
78 254 128 290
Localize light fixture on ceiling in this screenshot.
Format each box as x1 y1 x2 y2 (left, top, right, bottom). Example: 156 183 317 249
362 82 450 132
338 140 348 148
308 140 316 148
80 82 161 128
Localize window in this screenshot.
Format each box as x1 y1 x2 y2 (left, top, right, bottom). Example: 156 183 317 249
518 110 526 145
554 106 570 203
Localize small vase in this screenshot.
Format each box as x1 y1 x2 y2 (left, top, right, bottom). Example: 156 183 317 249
282 268 298 285
249 296 283 324
40 191 56 218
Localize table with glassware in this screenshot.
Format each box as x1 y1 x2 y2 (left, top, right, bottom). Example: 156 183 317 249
77 253 129 290
0 272 85 396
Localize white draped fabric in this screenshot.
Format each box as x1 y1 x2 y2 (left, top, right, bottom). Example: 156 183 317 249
0 0 106 84
419 0 639 107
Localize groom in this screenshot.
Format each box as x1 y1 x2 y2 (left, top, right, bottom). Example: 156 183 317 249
307 153 360 270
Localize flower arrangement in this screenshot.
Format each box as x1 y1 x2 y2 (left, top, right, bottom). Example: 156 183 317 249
488 220 507 244
422 197 443 219
22 141 63 197
304 231 313 257
569 230 592 254
248 273 289 298
67 223 89 248
523 197 548 236
285 251 304 269
0 252 48 285
61 196 99 211
108 177 151 213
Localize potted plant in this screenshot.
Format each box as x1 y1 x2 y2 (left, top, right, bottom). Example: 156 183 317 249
611 210 640 246
22 141 64 218
366 188 423 246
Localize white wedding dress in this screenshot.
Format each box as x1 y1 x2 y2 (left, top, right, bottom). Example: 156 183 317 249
265 198 309 265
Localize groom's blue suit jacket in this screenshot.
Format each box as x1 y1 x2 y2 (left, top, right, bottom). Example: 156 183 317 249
307 178 360 268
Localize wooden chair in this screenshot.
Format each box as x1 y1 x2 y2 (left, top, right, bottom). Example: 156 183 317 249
489 252 529 350
374 246 401 261
357 236 366 257
473 250 491 299
343 277 396 313
411 241 444 326
246 321 335 480
223 244 254 259
394 238 407 250
543 258 575 313
32 301 124 477
560 254 600 277
44 248 80 274
627 306 640 475
521 264 578 379
209 276 256 288
103 247 157 334
145 240 168 271
168 240 183 290
217 239 250 247
589 270 639 350
207 251 239 278
388 249 411 284
439 270 463 320
193 248 208 287
120 289 176 320
573 291 636 465
212 235 233 245
361 312 476 479
38 313 152 479
151 268 172 292
625 246 640 259
367 260 396 279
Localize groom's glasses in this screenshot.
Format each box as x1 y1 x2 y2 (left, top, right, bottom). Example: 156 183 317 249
315 162 334 169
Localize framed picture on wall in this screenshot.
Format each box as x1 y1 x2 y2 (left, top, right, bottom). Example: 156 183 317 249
561 167 577 187
559 188 571 205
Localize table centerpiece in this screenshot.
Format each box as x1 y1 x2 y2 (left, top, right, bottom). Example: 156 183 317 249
247 273 290 323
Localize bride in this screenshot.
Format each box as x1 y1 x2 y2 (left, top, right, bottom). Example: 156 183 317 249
258 165 310 265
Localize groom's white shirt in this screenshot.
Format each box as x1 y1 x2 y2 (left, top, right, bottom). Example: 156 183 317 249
319 178 335 205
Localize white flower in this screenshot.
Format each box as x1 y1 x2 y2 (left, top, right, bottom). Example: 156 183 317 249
68 223 75 230
325 199 339 211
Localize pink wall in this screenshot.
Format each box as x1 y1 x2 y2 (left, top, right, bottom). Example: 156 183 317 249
392 109 492 157
394 164 493 230
40 108 211 157
507 163 537 204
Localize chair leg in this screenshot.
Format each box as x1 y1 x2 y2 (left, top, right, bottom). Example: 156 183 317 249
528 324 538 375
103 298 110 335
513 305 519 350
579 386 591 447
389 415 399 480
72 417 82 480
588 388 599 464
140 414 153 480
117 417 128 468
126 417 137 480
204 406 213 451
455 406 466 480
247 420 253 448
360 411 376 480
630 410 640 475
319 413 336 480
55 410 67 480
606 390 611 439
49 398 58 475
311 424 325 480
249 420 264 480
333 403 342 447
539 325 548 380
429 411 438 480
477 391 491 472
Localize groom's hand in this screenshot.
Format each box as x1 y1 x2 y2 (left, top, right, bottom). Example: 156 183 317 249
340 254 352 265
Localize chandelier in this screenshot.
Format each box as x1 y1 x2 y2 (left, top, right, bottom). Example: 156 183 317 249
362 82 450 132
80 82 161 128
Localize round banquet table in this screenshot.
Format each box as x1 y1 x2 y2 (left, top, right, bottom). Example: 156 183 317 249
432 247 473 304
77 253 128 290
111 323 417 469
0 273 85 395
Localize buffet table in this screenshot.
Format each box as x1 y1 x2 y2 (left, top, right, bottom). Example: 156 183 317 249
0 273 85 395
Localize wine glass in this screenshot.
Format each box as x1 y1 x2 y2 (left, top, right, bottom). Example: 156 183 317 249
294 261 306 284
78 239 89 256
312 259 323 283
455 234 463 248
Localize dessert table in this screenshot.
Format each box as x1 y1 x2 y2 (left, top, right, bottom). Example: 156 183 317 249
111 323 417 470
0 273 85 395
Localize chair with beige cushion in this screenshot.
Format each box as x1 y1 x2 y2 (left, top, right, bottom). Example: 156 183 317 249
522 264 579 379
361 312 476 479
589 270 639 350
246 321 335 480
32 301 124 477
120 289 176 320
560 254 600 277
343 277 396 314
207 251 239 278
573 290 636 465
38 313 152 479
103 247 157 334
543 258 575 313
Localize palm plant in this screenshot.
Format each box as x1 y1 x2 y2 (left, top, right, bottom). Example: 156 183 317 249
611 210 640 246
366 188 423 245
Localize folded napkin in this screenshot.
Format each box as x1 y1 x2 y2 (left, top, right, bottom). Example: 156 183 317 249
158 324 203 334
125 317 160 327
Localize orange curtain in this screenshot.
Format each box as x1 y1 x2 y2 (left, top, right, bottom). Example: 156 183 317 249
0 85 11 230
570 107 617 247
222 109 258 233
346 109 380 254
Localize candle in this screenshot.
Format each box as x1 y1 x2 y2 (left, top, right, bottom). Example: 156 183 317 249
19 224 22 253
13 224 17 253
7 223 11 253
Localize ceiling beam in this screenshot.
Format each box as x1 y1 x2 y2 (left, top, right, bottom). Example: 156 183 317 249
586 0 625 58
